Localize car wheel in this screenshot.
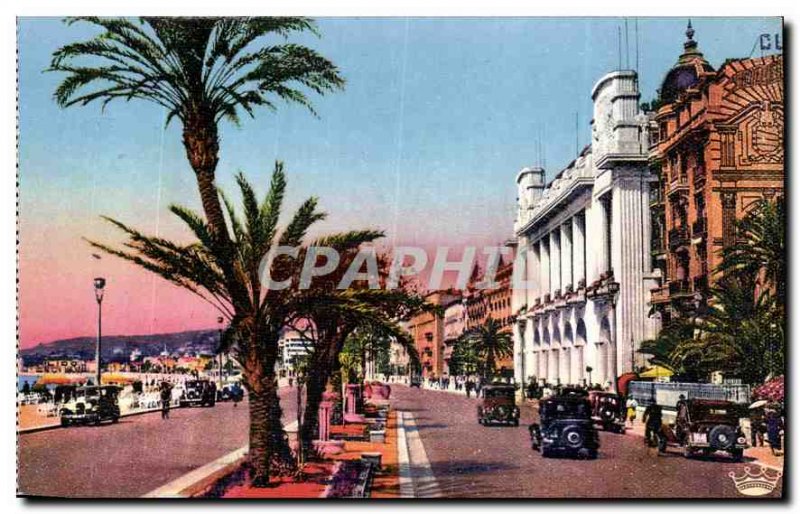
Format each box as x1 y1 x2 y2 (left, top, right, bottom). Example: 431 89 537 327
563 427 585 449
541 447 553 458
588 449 598 460
731 448 744 462
111 416 119 424
60 418 69 428
513 419 519 427
683 446 695 459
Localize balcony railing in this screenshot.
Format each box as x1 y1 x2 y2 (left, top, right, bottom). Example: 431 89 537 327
668 280 692 297
650 284 670 304
667 175 689 197
668 226 690 251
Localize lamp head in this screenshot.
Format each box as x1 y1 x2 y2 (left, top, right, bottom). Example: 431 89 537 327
94 277 106 302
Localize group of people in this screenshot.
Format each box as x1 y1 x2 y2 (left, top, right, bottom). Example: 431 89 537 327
425 374 490 398
524 377 611 401
749 404 785 456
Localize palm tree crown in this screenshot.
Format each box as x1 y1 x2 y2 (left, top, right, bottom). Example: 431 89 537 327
464 318 513 379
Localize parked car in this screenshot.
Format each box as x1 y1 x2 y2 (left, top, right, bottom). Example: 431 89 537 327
179 380 217 407
529 395 599 458
410 375 422 388
60 386 121 427
659 399 747 461
218 383 244 402
477 384 520 426
588 391 626 433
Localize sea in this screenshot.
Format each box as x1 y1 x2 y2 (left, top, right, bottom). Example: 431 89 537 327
18 374 39 391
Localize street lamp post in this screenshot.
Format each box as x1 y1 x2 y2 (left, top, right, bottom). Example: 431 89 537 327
217 316 224 388
93 277 106 386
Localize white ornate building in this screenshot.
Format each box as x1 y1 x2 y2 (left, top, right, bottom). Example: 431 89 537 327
512 70 660 389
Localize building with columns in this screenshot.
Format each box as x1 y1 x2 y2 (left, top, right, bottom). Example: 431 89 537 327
511 69 660 389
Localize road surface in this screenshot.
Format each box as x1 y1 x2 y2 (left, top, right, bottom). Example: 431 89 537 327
18 387 299 498
392 385 783 499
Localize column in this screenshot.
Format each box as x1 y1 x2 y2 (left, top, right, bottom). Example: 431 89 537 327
526 241 540 307
572 214 586 287
599 196 611 275
561 222 573 289
540 239 550 299
561 347 571 384
549 231 561 295
513 322 524 385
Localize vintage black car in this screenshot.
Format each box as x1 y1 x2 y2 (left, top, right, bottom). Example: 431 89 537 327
477 384 520 426
218 383 244 402
660 399 747 461
529 395 599 458
409 375 422 388
60 385 121 426
588 391 626 433
180 380 217 407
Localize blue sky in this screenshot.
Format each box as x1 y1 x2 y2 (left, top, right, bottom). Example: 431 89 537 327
18 16 781 345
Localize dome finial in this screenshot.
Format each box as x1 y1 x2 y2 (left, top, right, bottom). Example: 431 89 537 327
686 19 694 41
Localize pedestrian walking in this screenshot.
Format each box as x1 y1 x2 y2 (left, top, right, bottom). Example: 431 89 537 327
765 408 784 455
465 378 474 398
626 397 638 426
160 383 172 420
642 401 664 451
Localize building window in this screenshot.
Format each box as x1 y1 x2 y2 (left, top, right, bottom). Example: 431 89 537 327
722 192 737 249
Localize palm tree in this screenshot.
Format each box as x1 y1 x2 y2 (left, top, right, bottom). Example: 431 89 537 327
464 318 513 380
88 162 381 486
50 16 345 336
718 197 785 308
665 273 783 385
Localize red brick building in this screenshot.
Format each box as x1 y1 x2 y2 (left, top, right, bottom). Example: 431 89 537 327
408 290 461 378
464 261 515 374
649 23 784 321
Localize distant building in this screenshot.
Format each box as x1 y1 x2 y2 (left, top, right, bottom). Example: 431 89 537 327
442 294 465 375
279 330 313 377
648 24 784 323
408 290 461 379
44 358 87 374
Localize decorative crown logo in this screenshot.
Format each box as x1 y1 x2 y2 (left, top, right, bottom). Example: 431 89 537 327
728 466 782 497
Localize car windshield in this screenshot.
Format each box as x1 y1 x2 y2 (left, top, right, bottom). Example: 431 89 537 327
542 401 590 419
75 388 100 398
484 388 514 398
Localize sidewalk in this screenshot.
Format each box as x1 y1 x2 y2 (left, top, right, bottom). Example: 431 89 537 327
215 409 400 498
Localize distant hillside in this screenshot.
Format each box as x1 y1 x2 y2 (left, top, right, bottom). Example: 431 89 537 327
20 329 220 364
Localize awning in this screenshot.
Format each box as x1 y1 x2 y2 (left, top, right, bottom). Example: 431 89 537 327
638 365 674 379
34 374 87 386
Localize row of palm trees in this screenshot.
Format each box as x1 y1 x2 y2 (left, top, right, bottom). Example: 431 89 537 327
639 197 785 386
50 17 429 486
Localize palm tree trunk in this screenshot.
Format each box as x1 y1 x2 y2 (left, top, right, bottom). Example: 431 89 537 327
243 325 297 487
246 371 297 486
181 111 228 241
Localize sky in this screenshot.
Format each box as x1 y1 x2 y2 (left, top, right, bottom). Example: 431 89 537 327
18 16 782 348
